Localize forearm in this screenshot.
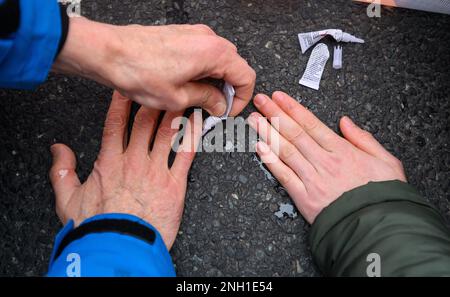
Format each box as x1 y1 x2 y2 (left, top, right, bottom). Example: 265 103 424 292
310 181 450 277
47 213 176 277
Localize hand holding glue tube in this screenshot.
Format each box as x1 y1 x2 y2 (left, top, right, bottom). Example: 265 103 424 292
202 83 236 135
298 29 364 54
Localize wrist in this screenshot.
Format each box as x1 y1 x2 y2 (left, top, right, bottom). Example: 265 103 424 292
52 17 123 87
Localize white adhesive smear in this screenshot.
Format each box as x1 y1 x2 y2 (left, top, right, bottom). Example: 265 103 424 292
252 154 276 183
58 169 68 179
274 203 298 219
299 43 330 90
202 83 235 136
298 29 364 54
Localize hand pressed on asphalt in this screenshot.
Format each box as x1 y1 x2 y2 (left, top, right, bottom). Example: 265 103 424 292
49 91 202 249
53 18 256 117
248 91 407 224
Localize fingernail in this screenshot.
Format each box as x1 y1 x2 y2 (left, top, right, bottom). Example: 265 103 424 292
58 169 68 179
343 116 355 127
272 91 284 102
253 94 267 106
211 101 227 116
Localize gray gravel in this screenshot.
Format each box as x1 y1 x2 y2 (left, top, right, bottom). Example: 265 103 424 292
0 0 449 276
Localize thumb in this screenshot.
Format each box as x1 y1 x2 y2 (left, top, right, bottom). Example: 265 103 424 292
49 144 81 219
181 82 227 116
340 116 398 164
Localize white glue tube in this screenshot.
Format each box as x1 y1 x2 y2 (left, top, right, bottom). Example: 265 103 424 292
299 43 330 90
202 83 235 136
298 29 364 54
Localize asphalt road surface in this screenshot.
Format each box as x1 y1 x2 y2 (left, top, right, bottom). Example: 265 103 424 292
0 0 449 276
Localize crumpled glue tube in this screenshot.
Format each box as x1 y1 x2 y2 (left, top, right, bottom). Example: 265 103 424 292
298 29 364 54
202 83 235 136
299 43 330 90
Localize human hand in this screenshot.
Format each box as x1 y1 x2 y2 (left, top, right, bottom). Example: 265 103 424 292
248 91 406 224
53 17 256 117
49 91 202 249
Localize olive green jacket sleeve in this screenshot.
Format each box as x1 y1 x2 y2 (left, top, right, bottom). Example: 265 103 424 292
309 180 450 277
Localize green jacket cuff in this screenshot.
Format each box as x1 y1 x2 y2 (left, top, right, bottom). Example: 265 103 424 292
310 180 429 251
309 180 450 276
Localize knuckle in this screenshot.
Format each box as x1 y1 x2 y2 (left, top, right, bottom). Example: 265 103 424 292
289 128 307 144
217 36 232 47
279 143 297 161
209 38 234 59
193 24 215 35
226 41 238 52
157 125 176 140
134 109 154 127
210 38 227 52
278 171 293 186
133 112 146 125
105 111 127 129
241 66 256 87
200 87 215 105
303 117 319 133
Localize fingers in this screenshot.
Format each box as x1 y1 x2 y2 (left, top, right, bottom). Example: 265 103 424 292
180 82 227 116
171 110 202 179
340 116 400 164
222 55 256 116
101 91 132 155
49 144 81 221
271 91 341 151
248 112 318 181
252 94 327 165
150 111 184 166
177 30 255 116
202 45 255 116
127 106 160 156
255 141 308 208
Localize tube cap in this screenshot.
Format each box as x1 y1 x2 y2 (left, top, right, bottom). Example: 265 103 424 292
333 45 343 70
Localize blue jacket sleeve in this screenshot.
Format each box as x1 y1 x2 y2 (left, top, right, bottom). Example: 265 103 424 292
0 0 62 89
47 213 176 277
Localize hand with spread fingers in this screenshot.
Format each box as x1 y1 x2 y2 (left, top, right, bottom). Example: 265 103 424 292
248 91 407 224
49 91 202 250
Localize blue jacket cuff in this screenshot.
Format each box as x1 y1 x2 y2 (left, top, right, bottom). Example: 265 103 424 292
47 213 176 277
0 0 62 89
